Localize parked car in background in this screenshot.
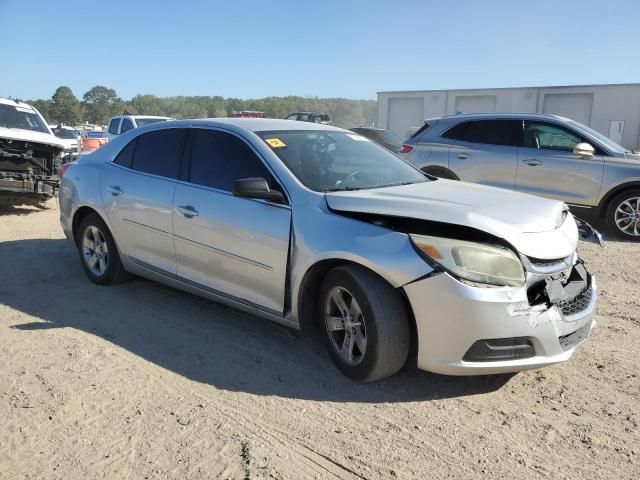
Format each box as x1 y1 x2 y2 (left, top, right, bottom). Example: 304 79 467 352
285 112 331 124
60 118 600 382
401 113 640 239
50 125 81 160
106 115 174 139
228 111 265 118
349 127 403 153
0 97 65 203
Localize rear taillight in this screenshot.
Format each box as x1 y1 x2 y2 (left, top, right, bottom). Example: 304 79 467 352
59 162 73 177
400 144 413 154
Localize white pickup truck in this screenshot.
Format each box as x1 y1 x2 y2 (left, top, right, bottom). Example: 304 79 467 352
106 114 174 139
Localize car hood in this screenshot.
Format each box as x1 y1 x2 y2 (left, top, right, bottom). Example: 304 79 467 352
0 126 65 149
325 179 578 259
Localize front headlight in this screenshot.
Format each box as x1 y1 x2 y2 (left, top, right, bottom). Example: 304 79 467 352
410 234 525 287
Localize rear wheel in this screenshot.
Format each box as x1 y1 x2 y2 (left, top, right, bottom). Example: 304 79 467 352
319 264 410 382
77 213 130 285
605 190 640 239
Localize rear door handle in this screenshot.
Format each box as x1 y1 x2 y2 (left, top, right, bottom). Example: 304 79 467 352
107 186 123 196
177 205 198 218
457 152 470 160
522 159 542 166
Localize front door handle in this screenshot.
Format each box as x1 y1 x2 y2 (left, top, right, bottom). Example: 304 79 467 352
107 186 123 196
522 159 542 166
177 205 198 218
457 152 470 160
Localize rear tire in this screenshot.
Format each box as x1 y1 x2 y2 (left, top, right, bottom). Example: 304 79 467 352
605 189 640 240
319 264 410 382
77 213 131 285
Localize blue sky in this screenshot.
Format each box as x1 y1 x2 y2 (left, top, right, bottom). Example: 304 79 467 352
1 0 639 100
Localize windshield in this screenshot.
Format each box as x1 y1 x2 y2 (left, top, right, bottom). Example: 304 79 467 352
0 104 49 134
259 130 428 192
55 128 79 139
135 118 170 127
567 119 627 154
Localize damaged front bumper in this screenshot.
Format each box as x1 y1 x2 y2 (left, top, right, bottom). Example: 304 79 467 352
404 260 596 376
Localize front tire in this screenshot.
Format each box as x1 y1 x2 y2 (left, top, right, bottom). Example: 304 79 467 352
605 189 640 239
77 213 130 285
319 264 410 382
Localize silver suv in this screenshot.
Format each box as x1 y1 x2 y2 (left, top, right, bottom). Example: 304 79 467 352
401 113 640 239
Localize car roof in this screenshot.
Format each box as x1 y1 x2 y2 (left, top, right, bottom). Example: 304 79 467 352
111 115 174 120
351 126 385 132
434 112 571 122
190 117 345 133
0 97 37 110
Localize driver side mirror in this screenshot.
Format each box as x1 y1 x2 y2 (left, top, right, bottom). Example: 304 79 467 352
573 142 595 159
232 177 285 203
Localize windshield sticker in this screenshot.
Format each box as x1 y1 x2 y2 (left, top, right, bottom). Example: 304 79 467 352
15 106 35 113
265 138 287 148
346 134 370 142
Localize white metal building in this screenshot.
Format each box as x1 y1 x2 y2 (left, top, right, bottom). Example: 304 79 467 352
377 83 640 150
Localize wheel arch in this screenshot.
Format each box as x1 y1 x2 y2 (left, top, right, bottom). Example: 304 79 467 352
295 259 418 358
72 205 110 247
597 181 640 217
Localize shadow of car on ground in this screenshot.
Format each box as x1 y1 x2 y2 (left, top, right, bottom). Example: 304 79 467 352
1 237 515 403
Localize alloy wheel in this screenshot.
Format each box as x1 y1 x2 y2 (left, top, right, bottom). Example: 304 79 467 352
614 196 640 236
324 286 367 366
82 225 109 276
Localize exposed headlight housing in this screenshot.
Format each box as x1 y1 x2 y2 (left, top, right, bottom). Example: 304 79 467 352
410 234 525 287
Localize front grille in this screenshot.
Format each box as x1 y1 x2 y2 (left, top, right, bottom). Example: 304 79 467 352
527 256 566 268
558 320 592 351
556 282 592 317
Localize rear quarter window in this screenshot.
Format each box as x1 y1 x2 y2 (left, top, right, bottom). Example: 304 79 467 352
108 118 121 135
410 122 432 139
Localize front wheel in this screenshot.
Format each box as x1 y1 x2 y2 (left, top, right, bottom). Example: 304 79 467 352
319 264 410 382
605 190 640 239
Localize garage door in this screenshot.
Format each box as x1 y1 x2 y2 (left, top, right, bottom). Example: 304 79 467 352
388 97 424 140
454 95 497 114
542 93 593 125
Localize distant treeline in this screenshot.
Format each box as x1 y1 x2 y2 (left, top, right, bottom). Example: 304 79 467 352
25 86 377 128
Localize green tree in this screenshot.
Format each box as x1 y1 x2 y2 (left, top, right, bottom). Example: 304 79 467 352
82 86 122 124
50 86 81 125
28 99 53 123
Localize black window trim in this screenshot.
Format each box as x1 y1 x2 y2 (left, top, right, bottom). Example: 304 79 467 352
180 126 291 206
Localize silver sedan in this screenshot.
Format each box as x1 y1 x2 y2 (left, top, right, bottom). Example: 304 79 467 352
59 119 599 382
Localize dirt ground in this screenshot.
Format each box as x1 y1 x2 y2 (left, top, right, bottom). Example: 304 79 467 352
0 202 638 480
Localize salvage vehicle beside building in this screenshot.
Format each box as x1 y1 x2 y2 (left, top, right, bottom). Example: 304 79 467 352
60 119 601 382
0 98 65 204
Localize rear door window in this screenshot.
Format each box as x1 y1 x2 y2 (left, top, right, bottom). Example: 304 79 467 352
131 129 186 179
442 120 522 146
108 118 121 135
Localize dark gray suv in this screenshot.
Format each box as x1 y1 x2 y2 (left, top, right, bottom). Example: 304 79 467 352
401 113 640 239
